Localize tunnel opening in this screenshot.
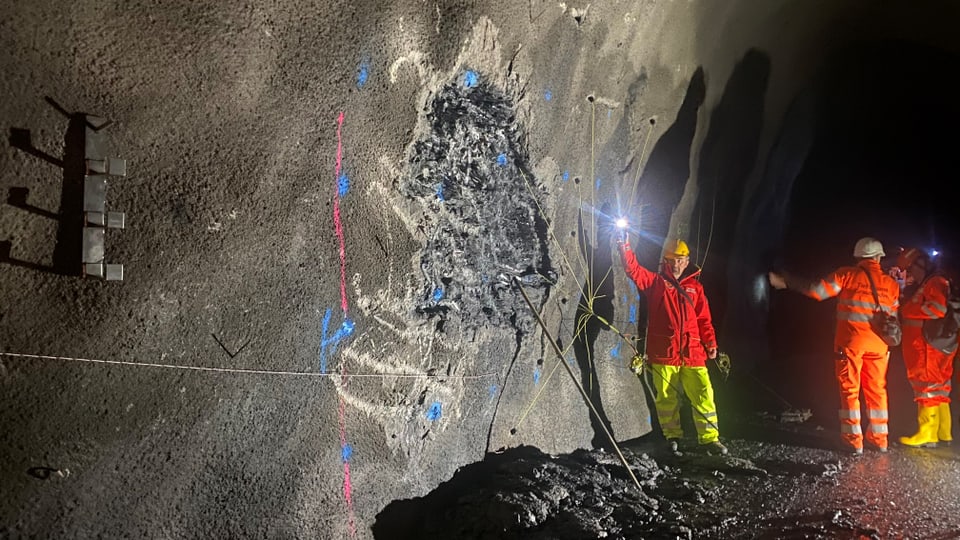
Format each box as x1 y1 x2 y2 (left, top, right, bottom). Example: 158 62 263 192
760 38 960 431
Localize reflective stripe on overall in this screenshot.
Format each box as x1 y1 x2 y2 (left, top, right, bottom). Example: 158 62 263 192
649 363 720 444
837 347 889 449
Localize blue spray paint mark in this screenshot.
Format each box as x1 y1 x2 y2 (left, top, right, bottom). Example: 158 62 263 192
629 304 637 324
319 308 356 373
595 177 602 189
433 287 444 302
463 70 479 88
435 183 445 202
562 171 569 182
319 309 332 372
544 90 552 101
341 443 353 463
337 173 350 197
426 401 442 421
608 109 612 118
567 356 576 368
611 341 622 359
497 153 508 166
533 367 542 385
488 384 498 399
357 60 369 88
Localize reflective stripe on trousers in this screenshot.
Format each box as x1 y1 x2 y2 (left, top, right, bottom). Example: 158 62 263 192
836 347 889 449
649 363 720 444
910 379 953 406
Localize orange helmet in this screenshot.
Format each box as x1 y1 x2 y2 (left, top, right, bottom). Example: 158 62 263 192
897 247 928 270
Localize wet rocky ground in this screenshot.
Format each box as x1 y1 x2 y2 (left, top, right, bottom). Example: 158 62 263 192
374 409 960 539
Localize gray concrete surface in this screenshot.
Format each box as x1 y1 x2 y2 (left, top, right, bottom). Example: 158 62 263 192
3 1 960 538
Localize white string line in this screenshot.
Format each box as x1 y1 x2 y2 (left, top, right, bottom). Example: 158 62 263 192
0 352 498 380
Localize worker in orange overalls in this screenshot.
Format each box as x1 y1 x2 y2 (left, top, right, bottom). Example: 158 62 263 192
892 247 956 447
618 236 727 456
769 237 900 455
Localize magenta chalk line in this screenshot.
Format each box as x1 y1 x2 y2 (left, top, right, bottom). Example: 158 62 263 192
334 112 349 315
333 111 357 539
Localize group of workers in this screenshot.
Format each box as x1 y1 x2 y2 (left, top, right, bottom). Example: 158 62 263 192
617 233 956 457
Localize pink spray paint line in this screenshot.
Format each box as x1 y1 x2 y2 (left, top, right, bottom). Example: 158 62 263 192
334 112 349 315
333 111 357 538
339 384 357 538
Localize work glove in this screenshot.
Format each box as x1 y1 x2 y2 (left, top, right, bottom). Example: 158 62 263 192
630 354 645 375
714 351 732 379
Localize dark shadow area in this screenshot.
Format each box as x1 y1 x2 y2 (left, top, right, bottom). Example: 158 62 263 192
8 187 58 220
26 466 64 480
629 66 706 270
719 90 817 384
692 48 771 358
572 205 616 449
0 239 56 273
623 71 708 434
619 69 707 438
8 128 63 168
51 98 91 276
5 97 88 276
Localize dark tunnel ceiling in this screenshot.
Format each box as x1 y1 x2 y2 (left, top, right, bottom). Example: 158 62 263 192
782 38 960 277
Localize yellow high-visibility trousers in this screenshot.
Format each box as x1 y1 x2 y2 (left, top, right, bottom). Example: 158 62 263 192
649 363 720 444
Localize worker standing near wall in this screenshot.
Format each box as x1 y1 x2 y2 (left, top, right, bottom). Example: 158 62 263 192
768 237 900 455
618 235 728 456
891 247 956 448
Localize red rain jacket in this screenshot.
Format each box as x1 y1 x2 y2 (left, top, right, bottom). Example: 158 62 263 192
620 244 717 367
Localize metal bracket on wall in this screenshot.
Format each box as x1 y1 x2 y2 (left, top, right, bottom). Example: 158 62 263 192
81 115 125 281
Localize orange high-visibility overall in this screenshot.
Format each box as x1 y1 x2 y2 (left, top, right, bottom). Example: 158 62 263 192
901 275 956 407
800 259 900 451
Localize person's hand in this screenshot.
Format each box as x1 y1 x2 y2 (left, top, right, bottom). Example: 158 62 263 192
707 346 718 359
768 271 787 290
617 233 629 249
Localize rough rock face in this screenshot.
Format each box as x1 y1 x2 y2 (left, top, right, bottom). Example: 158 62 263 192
5 1 960 538
374 412 960 540
372 440 823 540
400 76 553 329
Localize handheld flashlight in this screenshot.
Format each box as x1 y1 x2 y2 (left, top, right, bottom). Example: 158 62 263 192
614 217 628 243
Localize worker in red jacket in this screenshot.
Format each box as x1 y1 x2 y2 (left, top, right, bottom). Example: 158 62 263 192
619 236 727 456
769 237 900 455
892 247 956 447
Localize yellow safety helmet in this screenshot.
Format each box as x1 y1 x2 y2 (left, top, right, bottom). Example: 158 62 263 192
663 239 690 260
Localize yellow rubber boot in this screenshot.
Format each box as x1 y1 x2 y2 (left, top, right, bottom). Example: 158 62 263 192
938 402 952 446
899 405 939 448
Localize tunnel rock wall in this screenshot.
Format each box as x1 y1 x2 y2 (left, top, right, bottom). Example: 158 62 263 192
0 1 727 538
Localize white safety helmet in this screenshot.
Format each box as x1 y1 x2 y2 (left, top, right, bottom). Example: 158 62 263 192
853 237 885 258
